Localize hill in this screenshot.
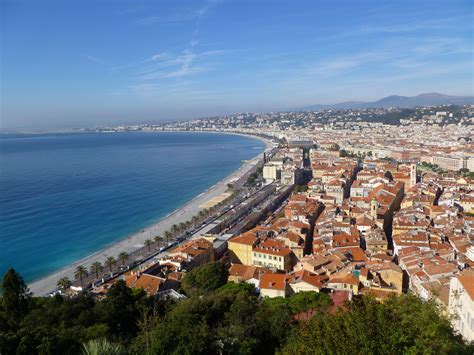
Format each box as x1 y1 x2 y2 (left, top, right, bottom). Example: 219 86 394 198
1 266 473 354
302 93 474 110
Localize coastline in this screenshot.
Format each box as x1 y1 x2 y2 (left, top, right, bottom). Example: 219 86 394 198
28 132 272 296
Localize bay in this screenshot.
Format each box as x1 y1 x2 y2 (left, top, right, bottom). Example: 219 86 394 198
0 131 264 283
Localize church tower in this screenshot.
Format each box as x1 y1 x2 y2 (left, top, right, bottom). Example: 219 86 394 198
410 164 417 189
371 198 378 219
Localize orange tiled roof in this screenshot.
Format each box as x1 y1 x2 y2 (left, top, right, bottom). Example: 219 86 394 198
259 272 287 290
458 273 474 300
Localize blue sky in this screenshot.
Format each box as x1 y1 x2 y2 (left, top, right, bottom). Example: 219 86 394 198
2 0 473 129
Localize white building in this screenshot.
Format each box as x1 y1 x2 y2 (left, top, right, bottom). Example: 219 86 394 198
449 272 474 342
263 163 279 182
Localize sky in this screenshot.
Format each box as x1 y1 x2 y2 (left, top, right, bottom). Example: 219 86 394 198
1 0 473 130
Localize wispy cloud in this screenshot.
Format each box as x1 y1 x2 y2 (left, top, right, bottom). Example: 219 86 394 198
305 32 473 79
333 15 473 39
84 55 107 65
140 49 228 80
149 53 168 61
135 0 218 26
307 50 390 77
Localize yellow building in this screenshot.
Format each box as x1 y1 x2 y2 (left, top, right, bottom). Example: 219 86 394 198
327 272 360 295
459 195 474 214
252 239 293 271
227 232 258 265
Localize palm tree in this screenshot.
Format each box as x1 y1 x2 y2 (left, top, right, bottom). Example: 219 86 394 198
82 338 126 355
191 216 199 226
74 265 87 289
154 236 163 245
171 224 179 235
178 222 187 232
90 261 103 279
104 256 116 275
57 277 71 291
164 231 172 244
144 239 152 252
118 251 129 266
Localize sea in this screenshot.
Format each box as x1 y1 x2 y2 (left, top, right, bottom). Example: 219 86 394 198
0 131 265 283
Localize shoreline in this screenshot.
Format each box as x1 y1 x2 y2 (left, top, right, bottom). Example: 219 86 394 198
28 132 272 296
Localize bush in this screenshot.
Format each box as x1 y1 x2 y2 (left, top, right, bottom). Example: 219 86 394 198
181 262 229 296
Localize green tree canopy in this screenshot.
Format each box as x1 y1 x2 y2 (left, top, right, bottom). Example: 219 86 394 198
281 294 473 355
181 262 228 296
1 268 31 320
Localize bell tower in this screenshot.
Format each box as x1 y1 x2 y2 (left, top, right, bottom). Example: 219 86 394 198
371 198 378 219
410 164 417 189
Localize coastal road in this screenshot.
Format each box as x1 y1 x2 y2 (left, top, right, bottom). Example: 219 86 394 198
28 137 273 296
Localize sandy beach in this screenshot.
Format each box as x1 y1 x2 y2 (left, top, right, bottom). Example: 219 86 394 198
28 133 272 296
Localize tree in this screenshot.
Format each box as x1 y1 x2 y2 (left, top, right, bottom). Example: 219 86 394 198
57 277 72 291
118 252 129 267
74 265 88 289
181 262 228 296
164 231 172 244
104 257 116 276
287 291 331 314
144 239 152 253
281 295 473 354
171 224 179 235
1 268 30 319
82 338 126 355
90 262 103 279
98 280 138 337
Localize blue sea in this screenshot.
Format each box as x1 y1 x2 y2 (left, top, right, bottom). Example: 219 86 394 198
0 131 265 283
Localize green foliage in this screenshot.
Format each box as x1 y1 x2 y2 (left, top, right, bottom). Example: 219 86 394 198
281 294 474 355
75 265 88 287
130 279 260 355
181 262 228 296
57 277 72 291
1 268 471 355
1 268 30 321
292 184 308 193
82 338 126 355
286 291 331 314
365 108 415 125
91 262 103 279
95 280 141 337
118 252 129 266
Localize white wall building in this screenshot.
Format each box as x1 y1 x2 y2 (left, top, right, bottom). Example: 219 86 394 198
449 272 474 342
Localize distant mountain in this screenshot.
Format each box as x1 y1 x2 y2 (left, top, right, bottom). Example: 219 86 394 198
302 93 474 110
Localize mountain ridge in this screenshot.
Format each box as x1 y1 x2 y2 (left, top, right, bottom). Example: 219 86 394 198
302 93 474 110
